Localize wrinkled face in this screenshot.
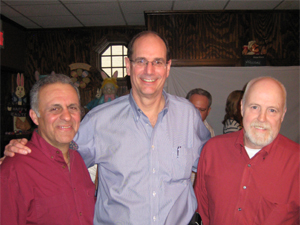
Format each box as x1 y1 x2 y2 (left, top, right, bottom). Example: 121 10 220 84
125 33 171 101
30 83 81 150
189 94 211 121
241 78 286 149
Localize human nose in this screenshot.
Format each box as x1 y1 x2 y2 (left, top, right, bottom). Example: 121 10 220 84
60 108 71 121
258 109 267 122
145 61 155 73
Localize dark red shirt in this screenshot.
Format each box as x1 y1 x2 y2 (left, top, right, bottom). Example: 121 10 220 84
195 130 299 225
1 131 95 225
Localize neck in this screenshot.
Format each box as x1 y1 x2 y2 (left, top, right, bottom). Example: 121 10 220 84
132 91 165 127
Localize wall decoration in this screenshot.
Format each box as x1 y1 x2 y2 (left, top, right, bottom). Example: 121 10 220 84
85 71 118 110
69 63 92 89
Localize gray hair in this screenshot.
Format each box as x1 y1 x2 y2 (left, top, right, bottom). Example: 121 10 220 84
30 74 80 117
186 88 212 108
242 76 287 110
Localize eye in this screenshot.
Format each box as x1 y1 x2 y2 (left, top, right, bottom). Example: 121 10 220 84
154 60 164 66
251 105 258 110
69 105 79 112
136 58 146 65
269 108 277 113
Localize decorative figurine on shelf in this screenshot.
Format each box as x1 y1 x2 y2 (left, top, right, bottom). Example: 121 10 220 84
85 71 119 110
247 41 260 55
9 73 31 133
242 40 267 56
69 63 92 89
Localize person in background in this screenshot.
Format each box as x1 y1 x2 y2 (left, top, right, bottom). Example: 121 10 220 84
0 74 95 225
186 88 215 137
3 31 210 225
222 90 244 134
194 77 299 225
186 88 214 187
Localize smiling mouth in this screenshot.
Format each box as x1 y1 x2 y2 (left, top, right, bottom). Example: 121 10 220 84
59 126 72 129
142 78 156 82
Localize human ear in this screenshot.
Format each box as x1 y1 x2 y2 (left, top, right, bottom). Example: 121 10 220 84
29 109 39 126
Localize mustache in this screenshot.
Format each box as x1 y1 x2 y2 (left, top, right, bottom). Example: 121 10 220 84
250 121 271 130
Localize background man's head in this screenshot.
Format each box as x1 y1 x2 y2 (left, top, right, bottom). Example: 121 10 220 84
186 88 212 121
29 74 81 150
241 77 287 149
125 31 171 100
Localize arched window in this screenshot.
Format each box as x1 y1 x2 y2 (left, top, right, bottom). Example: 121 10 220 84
101 44 127 78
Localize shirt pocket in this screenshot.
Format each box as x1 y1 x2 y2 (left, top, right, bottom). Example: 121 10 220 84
35 193 71 225
171 146 194 181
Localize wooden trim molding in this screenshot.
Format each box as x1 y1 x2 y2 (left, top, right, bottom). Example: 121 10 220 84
171 59 238 67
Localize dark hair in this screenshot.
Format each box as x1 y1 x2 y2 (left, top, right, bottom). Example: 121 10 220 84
30 74 80 117
186 88 212 108
222 90 244 125
127 31 170 62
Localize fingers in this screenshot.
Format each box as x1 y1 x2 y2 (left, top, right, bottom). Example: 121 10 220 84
4 138 31 157
0 156 6 165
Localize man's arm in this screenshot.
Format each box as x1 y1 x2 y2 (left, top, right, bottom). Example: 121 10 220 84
0 139 31 165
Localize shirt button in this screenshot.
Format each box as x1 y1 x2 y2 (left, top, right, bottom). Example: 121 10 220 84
153 216 156 221
62 165 66 169
152 168 156 173
79 212 82 216
243 186 247 189
153 191 156 197
56 151 60 154
238 208 242 211
248 164 251 167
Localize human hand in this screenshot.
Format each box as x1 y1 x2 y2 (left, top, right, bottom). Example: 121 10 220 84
4 138 31 157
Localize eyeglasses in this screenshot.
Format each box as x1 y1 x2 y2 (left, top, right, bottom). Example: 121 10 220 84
130 58 167 68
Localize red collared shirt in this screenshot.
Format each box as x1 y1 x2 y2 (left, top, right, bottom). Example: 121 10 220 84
195 130 299 225
1 130 95 225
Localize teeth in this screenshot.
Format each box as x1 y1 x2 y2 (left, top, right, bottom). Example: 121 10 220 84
60 126 71 129
142 78 155 82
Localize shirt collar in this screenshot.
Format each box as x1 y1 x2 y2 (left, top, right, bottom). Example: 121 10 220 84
31 129 73 163
129 90 169 122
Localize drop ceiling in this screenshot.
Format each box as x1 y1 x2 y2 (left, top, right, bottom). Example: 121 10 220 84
1 0 299 29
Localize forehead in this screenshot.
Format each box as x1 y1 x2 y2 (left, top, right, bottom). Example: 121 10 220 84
190 94 209 105
132 34 167 59
39 83 79 104
246 79 285 108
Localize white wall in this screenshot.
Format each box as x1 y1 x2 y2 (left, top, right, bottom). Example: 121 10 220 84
166 66 299 143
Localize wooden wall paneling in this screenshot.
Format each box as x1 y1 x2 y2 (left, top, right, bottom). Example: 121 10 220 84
146 10 299 67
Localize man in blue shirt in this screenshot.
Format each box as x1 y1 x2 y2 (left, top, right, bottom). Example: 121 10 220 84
4 31 210 224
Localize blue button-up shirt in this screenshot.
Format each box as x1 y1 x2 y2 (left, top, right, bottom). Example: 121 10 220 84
74 90 210 225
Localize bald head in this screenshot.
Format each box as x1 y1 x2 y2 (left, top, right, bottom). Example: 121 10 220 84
242 77 287 111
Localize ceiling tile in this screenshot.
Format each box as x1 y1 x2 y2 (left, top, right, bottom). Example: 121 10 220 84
276 0 299 9
120 1 173 14
8 3 71 17
124 13 146 25
77 14 126 26
1 3 24 17
65 2 120 15
29 15 82 28
226 0 282 10
174 0 228 10
4 16 41 28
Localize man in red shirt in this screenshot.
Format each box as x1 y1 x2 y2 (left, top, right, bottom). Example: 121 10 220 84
194 76 299 225
1 74 95 225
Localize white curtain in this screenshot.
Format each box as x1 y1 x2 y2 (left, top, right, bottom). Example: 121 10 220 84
165 66 299 144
